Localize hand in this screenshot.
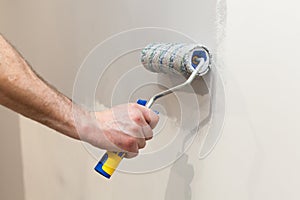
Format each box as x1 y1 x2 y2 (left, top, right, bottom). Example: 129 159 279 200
0 35 157 159
79 103 159 158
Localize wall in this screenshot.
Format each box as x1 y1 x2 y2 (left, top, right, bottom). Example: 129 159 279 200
0 1 217 199
221 1 300 199
0 107 25 200
0 0 300 200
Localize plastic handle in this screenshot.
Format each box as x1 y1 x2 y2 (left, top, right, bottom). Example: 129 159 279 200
94 99 148 179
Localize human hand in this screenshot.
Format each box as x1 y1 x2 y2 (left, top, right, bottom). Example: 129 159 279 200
79 103 159 158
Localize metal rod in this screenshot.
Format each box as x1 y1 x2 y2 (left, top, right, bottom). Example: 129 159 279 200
145 58 205 108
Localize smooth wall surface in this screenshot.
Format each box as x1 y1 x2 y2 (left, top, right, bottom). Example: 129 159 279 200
1 0 300 200
0 107 24 200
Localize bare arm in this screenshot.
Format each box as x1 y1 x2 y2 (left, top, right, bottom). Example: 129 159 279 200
0 34 81 139
0 34 158 156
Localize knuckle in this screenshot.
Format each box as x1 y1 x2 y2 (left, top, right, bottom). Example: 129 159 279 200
132 114 143 124
129 103 139 109
124 137 137 152
130 125 140 134
126 137 136 146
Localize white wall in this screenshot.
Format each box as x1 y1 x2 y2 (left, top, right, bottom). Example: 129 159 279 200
220 1 300 199
1 0 300 199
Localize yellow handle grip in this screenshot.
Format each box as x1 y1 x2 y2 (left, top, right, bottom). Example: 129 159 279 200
94 151 125 179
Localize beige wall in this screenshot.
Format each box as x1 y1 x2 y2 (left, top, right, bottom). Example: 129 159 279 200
1 0 300 200
1 0 217 199
0 107 24 200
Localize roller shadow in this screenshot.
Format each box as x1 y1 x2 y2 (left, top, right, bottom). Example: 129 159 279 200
163 72 213 200
164 153 194 200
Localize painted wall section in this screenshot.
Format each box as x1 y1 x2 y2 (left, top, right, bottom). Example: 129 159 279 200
219 1 300 199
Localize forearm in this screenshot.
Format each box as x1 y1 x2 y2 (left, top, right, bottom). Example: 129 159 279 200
0 34 83 140
0 34 159 155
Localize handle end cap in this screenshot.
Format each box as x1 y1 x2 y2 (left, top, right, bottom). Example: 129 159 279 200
95 162 111 179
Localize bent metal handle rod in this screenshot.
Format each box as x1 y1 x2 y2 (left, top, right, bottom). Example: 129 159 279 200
145 58 205 108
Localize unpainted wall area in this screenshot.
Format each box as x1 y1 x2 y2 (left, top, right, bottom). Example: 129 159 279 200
0 0 218 200
1 0 300 200
0 107 24 200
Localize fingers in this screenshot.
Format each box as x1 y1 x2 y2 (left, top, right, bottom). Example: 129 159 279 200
142 125 153 140
113 135 143 159
110 131 145 153
124 104 159 151
124 152 138 159
137 104 159 129
132 104 159 140
92 103 160 160
111 132 139 153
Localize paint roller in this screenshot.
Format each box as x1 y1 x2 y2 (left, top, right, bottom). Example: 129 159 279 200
94 43 212 179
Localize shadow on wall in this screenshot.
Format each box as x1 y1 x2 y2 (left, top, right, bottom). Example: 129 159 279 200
163 73 212 200
162 63 222 199
165 153 194 200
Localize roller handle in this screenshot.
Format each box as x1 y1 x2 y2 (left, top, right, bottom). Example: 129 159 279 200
94 99 148 179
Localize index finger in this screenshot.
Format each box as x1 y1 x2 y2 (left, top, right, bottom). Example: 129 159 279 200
137 105 159 129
